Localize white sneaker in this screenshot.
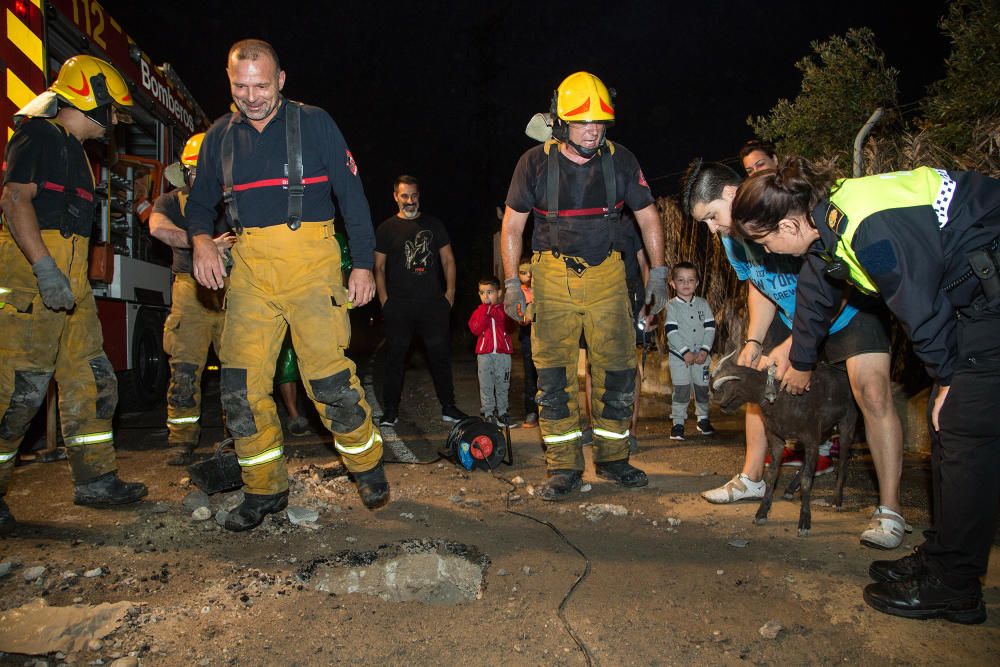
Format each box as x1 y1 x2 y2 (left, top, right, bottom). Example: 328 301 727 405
701 474 766 504
860 506 911 550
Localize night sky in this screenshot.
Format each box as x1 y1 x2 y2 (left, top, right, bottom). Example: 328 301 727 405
102 0 950 270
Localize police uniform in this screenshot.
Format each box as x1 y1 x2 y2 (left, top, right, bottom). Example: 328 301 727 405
791 167 1000 601
505 140 655 471
0 118 118 491
154 187 227 454
185 98 382 497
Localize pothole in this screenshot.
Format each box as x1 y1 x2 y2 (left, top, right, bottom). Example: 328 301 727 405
296 538 489 604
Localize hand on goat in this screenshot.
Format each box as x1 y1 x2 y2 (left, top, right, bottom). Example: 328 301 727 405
781 368 812 394
737 341 761 367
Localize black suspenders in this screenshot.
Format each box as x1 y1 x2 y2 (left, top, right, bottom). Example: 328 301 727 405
220 100 304 234
543 140 620 259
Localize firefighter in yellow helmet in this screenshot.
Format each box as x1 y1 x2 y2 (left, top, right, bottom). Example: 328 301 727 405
501 71 668 500
0 55 146 535
150 133 235 465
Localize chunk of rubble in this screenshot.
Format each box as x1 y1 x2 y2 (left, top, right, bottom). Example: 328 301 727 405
581 503 628 522
0 599 133 654
297 538 489 604
286 507 320 527
759 620 783 639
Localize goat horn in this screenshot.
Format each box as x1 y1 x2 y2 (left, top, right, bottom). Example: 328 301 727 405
712 375 740 390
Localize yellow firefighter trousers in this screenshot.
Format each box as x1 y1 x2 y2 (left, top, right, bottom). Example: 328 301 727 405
163 273 225 447
0 230 118 493
531 251 636 471
220 222 382 495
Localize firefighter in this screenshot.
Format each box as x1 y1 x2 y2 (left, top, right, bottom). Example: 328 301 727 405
149 133 234 465
0 55 148 534
186 39 386 531
500 72 668 500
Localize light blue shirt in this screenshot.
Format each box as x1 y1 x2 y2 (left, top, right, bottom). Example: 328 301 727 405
721 235 855 333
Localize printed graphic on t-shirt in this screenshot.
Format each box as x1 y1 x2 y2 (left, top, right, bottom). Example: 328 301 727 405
405 230 434 274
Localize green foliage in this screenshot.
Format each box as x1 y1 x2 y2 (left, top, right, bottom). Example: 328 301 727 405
921 0 1000 154
748 28 899 170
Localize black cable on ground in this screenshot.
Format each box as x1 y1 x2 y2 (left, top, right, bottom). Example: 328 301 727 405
476 442 595 667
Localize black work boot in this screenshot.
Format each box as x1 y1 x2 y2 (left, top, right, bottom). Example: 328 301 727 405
595 459 648 488
0 498 15 537
223 490 289 532
538 470 583 501
166 444 197 467
354 462 390 510
863 574 986 624
869 547 928 583
74 473 148 507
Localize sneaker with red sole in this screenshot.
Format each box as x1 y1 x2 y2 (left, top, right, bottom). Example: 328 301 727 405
764 447 803 468
813 454 835 476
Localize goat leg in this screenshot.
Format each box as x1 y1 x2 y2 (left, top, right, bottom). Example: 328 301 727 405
798 442 817 536
754 432 786 526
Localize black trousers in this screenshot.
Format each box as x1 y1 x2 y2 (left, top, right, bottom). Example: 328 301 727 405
519 325 538 415
381 296 455 412
923 296 1000 586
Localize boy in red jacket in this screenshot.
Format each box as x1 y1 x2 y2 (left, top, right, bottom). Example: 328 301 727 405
468 277 517 426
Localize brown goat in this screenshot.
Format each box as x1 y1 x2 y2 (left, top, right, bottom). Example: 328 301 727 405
710 350 858 536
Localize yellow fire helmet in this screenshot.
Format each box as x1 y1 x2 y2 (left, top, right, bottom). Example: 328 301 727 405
554 71 615 124
16 55 134 128
181 132 206 167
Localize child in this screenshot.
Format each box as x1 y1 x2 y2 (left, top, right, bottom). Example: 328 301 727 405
468 277 516 426
516 259 539 427
665 262 716 440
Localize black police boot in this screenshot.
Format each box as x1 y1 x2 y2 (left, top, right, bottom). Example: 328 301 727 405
354 462 390 510
223 490 289 532
869 547 928 583
0 498 16 537
166 444 197 467
538 470 583 502
863 574 986 624
74 473 148 507
595 459 649 488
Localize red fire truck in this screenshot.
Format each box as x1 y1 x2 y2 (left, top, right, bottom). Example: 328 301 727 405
1 0 210 409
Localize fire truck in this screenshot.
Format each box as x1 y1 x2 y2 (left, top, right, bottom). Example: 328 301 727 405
1 0 210 409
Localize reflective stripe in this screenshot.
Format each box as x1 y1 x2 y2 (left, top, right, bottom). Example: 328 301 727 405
231 175 329 192
237 446 283 467
167 416 200 424
0 287 10 295
593 427 629 440
542 429 583 444
65 431 113 447
335 431 379 455
0 450 17 463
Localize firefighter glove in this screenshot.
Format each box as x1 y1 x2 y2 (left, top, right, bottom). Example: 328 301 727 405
32 256 75 311
645 266 669 318
503 277 526 321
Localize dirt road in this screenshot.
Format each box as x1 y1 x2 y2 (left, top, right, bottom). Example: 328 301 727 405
1 350 997 666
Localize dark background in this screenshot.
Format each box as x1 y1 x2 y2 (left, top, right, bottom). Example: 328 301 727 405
103 0 950 277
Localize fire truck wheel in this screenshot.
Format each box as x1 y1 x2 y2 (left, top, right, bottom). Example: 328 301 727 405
117 307 169 412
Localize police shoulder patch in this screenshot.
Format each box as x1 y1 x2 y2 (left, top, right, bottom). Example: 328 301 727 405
826 203 846 232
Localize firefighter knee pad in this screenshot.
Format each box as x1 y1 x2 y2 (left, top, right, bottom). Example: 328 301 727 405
88 357 118 420
601 368 635 421
0 370 53 440
536 367 570 420
672 383 692 404
221 368 257 437
309 370 366 433
693 383 710 405
168 362 200 409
